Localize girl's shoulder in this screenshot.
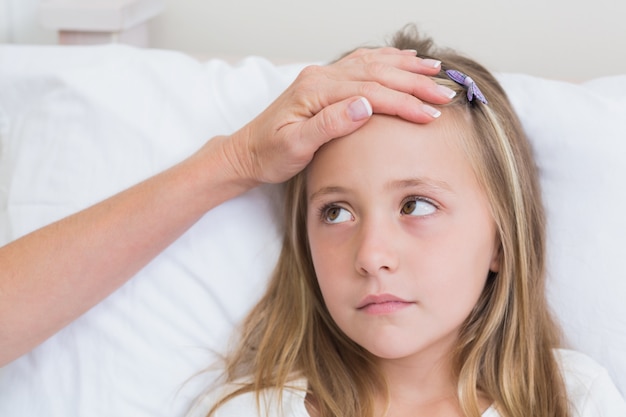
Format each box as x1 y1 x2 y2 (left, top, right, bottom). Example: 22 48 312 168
554 349 626 416
191 351 626 417
483 350 625 417
190 377 310 417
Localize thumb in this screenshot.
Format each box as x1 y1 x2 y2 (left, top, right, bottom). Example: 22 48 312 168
300 97 373 148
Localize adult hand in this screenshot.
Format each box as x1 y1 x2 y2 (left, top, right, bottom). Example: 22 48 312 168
221 47 456 185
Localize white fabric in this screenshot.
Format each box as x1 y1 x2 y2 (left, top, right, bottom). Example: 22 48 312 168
191 378 310 417
0 44 304 417
0 45 625 417
193 350 626 417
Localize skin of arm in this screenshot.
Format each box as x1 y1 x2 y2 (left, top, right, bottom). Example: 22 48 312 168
0 48 452 365
0 136 244 366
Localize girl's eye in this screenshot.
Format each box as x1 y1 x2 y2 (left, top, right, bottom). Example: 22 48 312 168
401 198 437 217
322 205 353 224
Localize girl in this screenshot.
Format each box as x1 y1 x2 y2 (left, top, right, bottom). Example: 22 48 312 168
195 26 626 417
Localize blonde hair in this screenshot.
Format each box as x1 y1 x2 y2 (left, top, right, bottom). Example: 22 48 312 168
206 25 569 417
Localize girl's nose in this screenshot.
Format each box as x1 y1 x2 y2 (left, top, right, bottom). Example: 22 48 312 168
354 218 399 277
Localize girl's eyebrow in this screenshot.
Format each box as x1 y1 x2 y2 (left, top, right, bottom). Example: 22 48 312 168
308 178 453 202
387 178 453 193
308 186 348 203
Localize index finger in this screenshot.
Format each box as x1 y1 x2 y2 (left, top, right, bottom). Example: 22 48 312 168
332 49 456 104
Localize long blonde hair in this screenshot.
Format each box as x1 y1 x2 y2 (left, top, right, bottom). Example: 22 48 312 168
206 25 569 417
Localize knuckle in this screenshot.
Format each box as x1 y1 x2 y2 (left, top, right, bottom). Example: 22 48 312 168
343 47 369 60
382 46 401 54
358 81 382 98
364 60 388 79
352 47 371 56
298 64 324 80
295 65 327 92
317 110 342 138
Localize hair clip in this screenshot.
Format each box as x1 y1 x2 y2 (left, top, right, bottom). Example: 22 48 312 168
445 69 488 104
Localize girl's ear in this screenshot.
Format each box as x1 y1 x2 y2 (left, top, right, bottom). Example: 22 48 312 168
489 241 502 273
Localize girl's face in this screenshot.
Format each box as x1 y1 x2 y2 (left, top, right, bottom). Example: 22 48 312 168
306 115 500 367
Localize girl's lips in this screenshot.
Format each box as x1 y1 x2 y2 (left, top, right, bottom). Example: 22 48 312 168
357 294 414 314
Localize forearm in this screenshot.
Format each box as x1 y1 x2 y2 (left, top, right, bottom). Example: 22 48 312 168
0 135 253 365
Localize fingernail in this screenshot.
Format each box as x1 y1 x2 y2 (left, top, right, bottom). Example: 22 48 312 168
348 97 373 121
422 58 441 68
436 85 457 99
402 49 418 55
423 104 442 119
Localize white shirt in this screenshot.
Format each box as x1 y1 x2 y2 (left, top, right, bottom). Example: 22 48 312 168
191 349 626 417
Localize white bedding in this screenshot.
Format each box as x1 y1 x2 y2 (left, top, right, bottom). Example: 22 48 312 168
0 44 624 416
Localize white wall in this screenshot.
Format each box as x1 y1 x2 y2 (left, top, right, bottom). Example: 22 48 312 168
0 0 55 44
2 0 625 80
148 0 626 80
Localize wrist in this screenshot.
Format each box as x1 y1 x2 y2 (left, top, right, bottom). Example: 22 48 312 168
192 133 260 200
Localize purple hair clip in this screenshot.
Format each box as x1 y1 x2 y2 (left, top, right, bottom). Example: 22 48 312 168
445 69 488 104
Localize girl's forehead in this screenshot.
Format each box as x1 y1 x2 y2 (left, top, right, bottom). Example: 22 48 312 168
306 114 480 196
311 114 469 169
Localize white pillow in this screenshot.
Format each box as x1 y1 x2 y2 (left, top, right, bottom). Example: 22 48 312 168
0 44 624 417
499 73 626 394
